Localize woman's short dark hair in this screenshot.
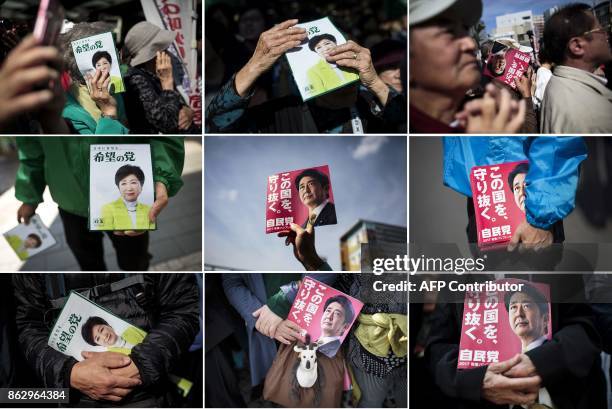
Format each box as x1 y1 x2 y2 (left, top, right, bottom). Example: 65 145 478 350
508 162 530 187
92 50 112 67
543 3 595 65
26 233 42 248
308 34 337 52
295 169 329 191
115 165 145 186
81 316 109 346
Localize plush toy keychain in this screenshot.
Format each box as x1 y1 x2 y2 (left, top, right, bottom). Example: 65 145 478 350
293 334 319 388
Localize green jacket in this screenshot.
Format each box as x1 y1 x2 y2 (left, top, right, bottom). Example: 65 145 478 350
108 326 147 355
15 137 185 218
63 92 129 134
306 59 359 97
97 198 154 231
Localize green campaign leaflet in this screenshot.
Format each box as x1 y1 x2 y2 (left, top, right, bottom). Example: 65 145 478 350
89 144 156 231
71 32 125 93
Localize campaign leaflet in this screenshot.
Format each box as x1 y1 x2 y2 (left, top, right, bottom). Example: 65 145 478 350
71 32 125 93
265 165 337 234
48 291 193 396
483 43 531 90
89 144 156 232
285 17 359 101
287 276 363 358
457 279 551 370
469 160 529 249
3 214 56 260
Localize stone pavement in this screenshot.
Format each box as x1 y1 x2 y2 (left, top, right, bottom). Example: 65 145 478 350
0 138 202 271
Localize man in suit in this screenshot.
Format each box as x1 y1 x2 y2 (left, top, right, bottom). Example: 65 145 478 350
316 295 354 358
296 168 337 227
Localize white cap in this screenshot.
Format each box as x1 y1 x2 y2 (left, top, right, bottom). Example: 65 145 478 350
409 0 483 27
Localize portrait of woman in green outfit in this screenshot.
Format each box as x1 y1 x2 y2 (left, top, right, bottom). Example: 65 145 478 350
306 33 359 96
81 315 146 355
98 164 154 231
91 50 125 94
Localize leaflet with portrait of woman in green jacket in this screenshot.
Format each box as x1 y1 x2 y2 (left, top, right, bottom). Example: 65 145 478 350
3 214 56 260
285 17 359 101
48 291 193 396
89 144 156 231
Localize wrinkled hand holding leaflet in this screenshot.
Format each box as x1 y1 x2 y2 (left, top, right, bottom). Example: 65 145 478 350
285 17 360 101
71 32 125 94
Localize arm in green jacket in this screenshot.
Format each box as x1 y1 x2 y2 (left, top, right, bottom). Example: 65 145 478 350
149 137 185 197
15 138 46 205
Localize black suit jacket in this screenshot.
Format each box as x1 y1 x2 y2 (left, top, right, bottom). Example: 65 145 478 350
424 274 607 409
301 202 337 228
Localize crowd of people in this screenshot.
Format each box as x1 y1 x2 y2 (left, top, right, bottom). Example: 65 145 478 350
0 12 201 134
205 1 407 133
410 0 612 133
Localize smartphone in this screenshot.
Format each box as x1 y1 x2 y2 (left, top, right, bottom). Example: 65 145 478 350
33 0 65 46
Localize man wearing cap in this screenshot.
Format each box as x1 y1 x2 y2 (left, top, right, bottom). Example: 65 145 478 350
409 0 526 133
122 21 197 134
540 4 612 133
296 169 337 228
205 19 406 133
371 39 405 93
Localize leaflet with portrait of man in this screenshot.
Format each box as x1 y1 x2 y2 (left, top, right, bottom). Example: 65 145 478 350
3 214 56 261
469 160 529 249
482 43 531 91
287 276 364 358
265 164 337 234
89 144 156 232
458 279 552 370
71 32 125 94
284 17 360 101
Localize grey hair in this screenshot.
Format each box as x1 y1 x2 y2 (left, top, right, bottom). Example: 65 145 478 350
59 22 114 85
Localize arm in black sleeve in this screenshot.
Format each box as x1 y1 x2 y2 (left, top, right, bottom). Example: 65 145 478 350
12 274 78 388
525 303 602 386
130 274 200 387
126 71 184 134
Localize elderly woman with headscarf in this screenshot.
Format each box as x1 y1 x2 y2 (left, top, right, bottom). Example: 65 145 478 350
58 22 129 134
122 21 197 134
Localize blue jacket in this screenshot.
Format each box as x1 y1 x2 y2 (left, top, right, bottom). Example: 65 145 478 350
443 137 587 230
222 273 337 386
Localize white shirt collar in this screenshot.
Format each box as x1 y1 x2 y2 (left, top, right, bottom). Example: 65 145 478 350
310 199 329 220
523 335 548 352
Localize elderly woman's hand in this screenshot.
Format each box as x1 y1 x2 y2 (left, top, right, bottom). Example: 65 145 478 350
235 19 307 96
326 40 391 106
87 69 117 118
155 51 174 90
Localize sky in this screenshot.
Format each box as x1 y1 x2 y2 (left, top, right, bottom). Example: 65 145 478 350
204 135 407 271
482 0 597 35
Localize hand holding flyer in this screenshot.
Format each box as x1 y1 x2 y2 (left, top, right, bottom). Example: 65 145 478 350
284 17 359 101
483 43 531 91
287 276 363 358
71 32 125 94
265 165 337 234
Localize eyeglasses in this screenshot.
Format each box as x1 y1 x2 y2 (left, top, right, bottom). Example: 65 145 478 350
583 23 611 36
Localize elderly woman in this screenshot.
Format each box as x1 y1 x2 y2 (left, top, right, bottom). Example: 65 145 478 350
122 21 197 134
59 22 129 134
